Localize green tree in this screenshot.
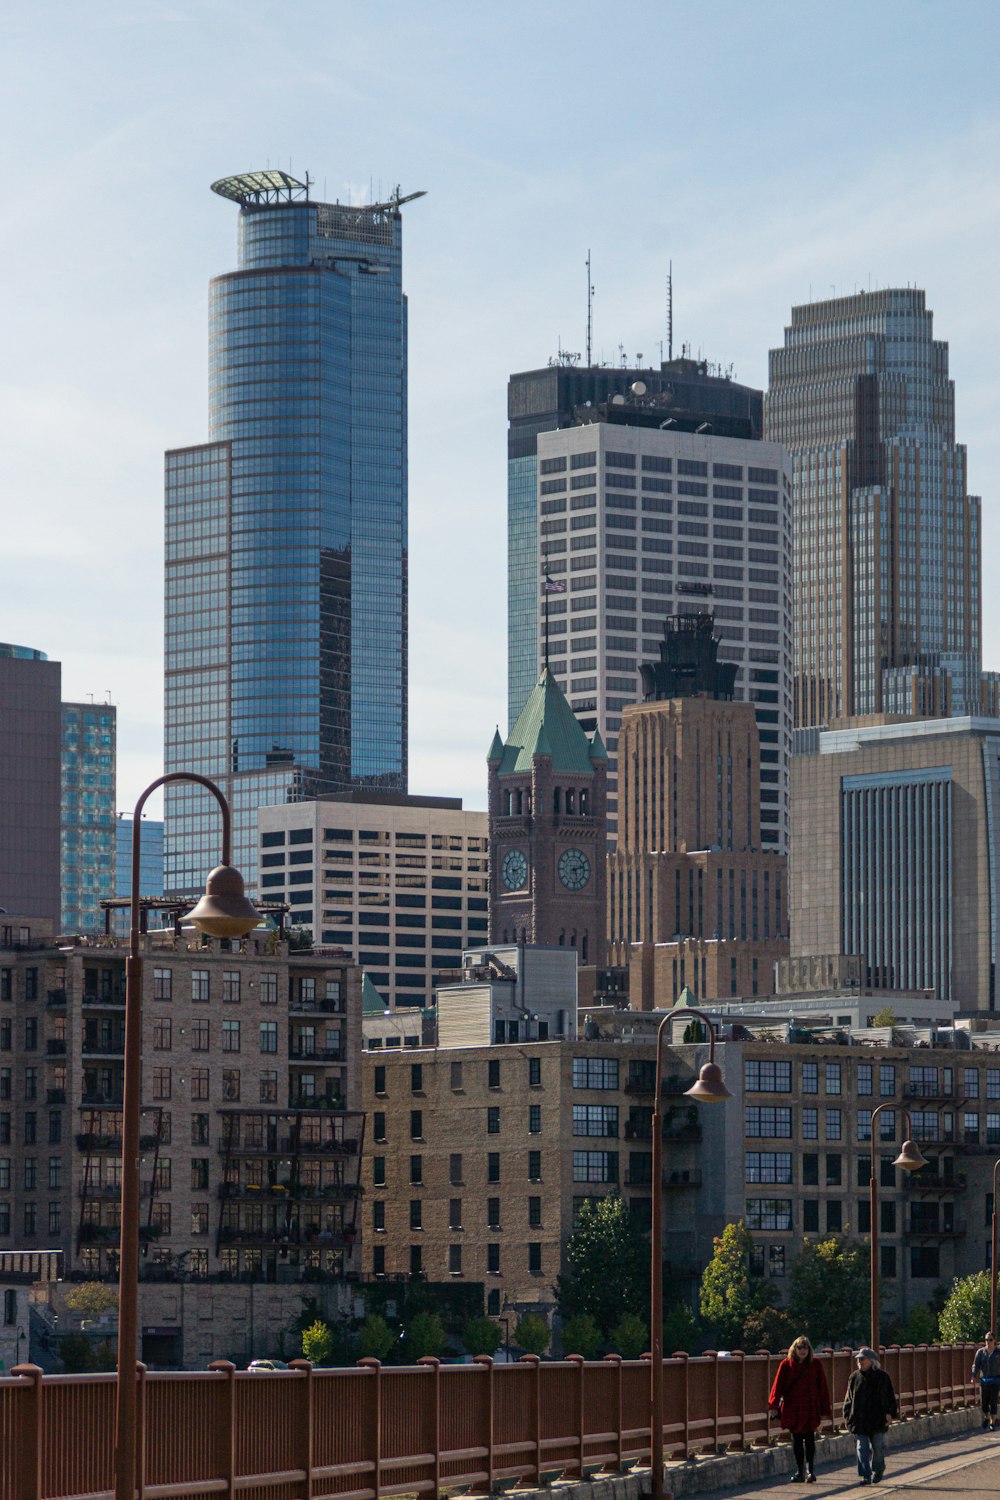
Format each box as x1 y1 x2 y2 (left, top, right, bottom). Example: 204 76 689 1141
664 1303 699 1355
682 1020 706 1043
611 1312 649 1359
939 1271 992 1342
787 1234 868 1347
59 1334 95 1372
556 1194 648 1338
357 1314 397 1362
406 1310 446 1360
561 1313 602 1358
870 1006 898 1028
301 1319 335 1365
892 1303 939 1346
65 1282 118 1314
699 1221 767 1347
515 1315 550 1357
463 1316 502 1357
742 1303 793 1353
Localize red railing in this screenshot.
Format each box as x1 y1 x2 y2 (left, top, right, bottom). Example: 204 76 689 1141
1 1344 978 1500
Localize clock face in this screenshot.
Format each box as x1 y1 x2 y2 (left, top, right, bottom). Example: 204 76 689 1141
558 848 591 891
501 849 528 891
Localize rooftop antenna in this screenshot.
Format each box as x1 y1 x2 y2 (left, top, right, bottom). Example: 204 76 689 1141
667 260 673 362
586 251 594 367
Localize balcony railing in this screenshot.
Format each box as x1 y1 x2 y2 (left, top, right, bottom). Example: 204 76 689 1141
217 1182 352 1202
288 1047 344 1063
82 1039 125 1056
82 991 125 1007
905 1217 967 1238
905 1171 968 1194
46 988 67 1007
289 998 344 1015
46 1038 67 1055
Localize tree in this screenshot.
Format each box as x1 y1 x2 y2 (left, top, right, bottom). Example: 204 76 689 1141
664 1303 700 1355
406 1310 446 1360
561 1313 602 1358
463 1316 502 1357
892 1303 939 1347
742 1303 793 1353
682 1020 706 1043
357 1314 396 1362
59 1334 96 1372
515 1315 550 1357
939 1271 992 1343
699 1221 768 1347
556 1194 648 1338
787 1234 868 1347
611 1312 649 1359
65 1283 118 1315
301 1319 335 1365
870 1006 898 1028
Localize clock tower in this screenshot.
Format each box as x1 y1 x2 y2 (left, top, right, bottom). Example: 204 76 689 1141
487 666 608 964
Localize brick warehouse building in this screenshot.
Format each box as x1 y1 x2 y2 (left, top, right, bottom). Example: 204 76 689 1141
0 913 363 1293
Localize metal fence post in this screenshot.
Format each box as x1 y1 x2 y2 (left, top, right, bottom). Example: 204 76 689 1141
358 1358 383 1500
562 1354 586 1479
518 1354 542 1488
289 1358 315 1500
417 1357 442 1500
472 1355 495 1495
12 1364 43 1500
603 1354 624 1474
135 1363 148 1500
208 1359 237 1500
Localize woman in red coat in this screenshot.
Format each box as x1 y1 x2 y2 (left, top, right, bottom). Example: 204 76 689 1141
768 1335 832 1482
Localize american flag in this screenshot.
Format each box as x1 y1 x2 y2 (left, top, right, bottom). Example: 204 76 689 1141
543 573 567 594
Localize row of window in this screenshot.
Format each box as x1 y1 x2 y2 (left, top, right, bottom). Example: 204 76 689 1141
745 1058 990 1096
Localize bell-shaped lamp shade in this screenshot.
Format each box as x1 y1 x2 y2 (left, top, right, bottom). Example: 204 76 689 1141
684 1060 732 1103
893 1138 927 1172
185 864 260 939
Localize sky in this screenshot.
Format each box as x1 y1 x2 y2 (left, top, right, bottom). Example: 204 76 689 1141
1 0 998 818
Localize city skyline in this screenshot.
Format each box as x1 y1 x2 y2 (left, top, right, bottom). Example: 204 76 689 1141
1 1 998 815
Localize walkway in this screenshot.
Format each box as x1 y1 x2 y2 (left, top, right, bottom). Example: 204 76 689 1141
726 1427 1000 1499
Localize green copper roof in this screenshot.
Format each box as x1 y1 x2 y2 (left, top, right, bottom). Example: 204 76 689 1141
487 726 505 763
589 726 608 762
675 985 698 1009
361 972 387 1015
497 666 597 776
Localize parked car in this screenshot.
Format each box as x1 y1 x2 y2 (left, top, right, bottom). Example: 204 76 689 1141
247 1359 289 1372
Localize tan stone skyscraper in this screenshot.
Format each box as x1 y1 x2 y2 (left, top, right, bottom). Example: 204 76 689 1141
609 614 787 1004
767 288 982 728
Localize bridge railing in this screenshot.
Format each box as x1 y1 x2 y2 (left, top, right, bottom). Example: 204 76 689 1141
0 1343 978 1500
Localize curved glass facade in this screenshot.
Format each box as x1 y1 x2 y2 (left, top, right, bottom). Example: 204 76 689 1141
165 188 408 895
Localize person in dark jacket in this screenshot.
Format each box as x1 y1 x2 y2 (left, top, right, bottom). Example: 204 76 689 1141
972 1332 1000 1429
768 1335 832 1482
843 1348 898 1483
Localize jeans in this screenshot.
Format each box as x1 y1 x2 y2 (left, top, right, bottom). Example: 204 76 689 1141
791 1433 816 1475
855 1431 886 1480
981 1383 999 1418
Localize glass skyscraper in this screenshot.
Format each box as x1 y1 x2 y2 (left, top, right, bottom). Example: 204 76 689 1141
165 170 412 894
767 288 982 727
61 702 116 932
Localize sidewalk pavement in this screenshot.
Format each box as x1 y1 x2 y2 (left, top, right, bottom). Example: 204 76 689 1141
719 1422 1000 1498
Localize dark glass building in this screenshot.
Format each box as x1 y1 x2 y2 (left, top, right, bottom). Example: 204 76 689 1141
165 171 414 894
507 357 763 727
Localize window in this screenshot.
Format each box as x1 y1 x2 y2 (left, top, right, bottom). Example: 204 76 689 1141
964 1068 980 1099
260 1071 277 1103
488 1060 501 1089
222 1070 240 1101
410 1110 423 1140
879 1064 896 1097
528 1196 542 1228
746 1199 792 1231
487 1106 500 1134
488 1153 500 1183
153 1018 172 1050
857 1109 872 1141
409 1200 422 1231
259 1022 277 1053
881 1200 896 1234
153 969 172 1000
826 1201 843 1233
191 1114 209 1145
152 1067 172 1101
449 1153 462 1185
450 1061 463 1091
745 1106 792 1138
826 1153 842 1186
572 1104 618 1137
191 1204 208 1236
409 1246 422 1276
572 1057 618 1090
911 1246 940 1278
222 1020 240 1053
449 1244 463 1276
191 970 209 1002
825 1063 841 1096
448 1198 462 1230
48 1156 61 1189
572 1150 618 1183
802 1062 818 1094
769 1246 785 1278
222 972 240 1004
803 1200 819 1232
825 1108 842 1141
487 1244 500 1274
487 1197 501 1230
857 1063 873 1096
528 1243 542 1274
260 973 278 1004
192 1020 209 1051
410 1155 422 1185
23 1159 36 1190
372 1246 386 1277
881 1245 897 1278
191 1159 209 1190
372 1156 386 1188
745 1152 792 1184
802 1154 819 1186
529 1057 542 1087
802 1108 818 1140
528 1150 542 1182
411 1063 423 1093
744 1060 791 1092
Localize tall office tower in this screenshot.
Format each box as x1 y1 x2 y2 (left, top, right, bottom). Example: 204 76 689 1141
60 702 116 933
508 357 764 728
609 615 787 1004
487 666 608 964
767 289 983 728
165 170 414 896
532 382 792 848
0 644 61 921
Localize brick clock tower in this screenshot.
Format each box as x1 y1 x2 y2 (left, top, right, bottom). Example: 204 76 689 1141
487 666 608 965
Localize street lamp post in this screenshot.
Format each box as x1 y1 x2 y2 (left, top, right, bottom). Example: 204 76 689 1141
115 773 259 1500
991 1160 1000 1336
648 1005 731 1500
869 1102 926 1352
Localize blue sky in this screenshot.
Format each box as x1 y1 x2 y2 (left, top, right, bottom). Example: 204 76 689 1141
1 0 998 815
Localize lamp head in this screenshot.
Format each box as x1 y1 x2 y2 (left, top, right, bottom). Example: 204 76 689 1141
184 864 260 939
894 1139 927 1172
684 1060 732 1103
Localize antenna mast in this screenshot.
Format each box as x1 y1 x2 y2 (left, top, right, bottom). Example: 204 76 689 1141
586 250 593 367
667 260 673 362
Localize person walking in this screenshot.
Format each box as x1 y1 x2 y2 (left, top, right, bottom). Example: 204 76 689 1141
768 1335 832 1482
843 1347 898 1484
972 1332 1000 1430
